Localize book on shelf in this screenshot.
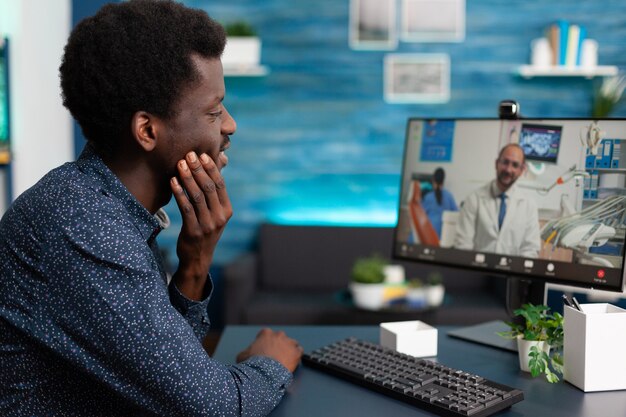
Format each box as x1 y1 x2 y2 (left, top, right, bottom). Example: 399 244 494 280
558 19 569 66
566 24 580 67
547 24 559 66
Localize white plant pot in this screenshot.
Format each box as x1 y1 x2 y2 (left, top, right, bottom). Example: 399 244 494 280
406 287 426 307
349 282 386 310
425 284 445 307
222 37 261 69
517 337 550 373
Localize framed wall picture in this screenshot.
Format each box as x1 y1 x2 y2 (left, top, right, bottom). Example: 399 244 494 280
401 0 465 42
349 0 397 50
384 54 450 103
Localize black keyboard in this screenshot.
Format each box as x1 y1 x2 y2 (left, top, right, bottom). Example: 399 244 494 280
303 338 523 417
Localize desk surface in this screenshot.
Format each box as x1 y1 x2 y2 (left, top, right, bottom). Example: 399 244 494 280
213 325 626 417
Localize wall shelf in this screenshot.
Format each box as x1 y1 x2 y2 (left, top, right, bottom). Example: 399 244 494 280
224 65 269 77
516 65 619 79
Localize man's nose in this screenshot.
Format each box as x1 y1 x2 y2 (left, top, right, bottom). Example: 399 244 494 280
221 106 237 135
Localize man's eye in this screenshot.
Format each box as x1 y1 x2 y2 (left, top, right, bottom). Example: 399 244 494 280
208 111 223 117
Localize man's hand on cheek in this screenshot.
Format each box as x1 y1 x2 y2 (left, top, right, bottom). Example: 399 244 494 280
170 151 233 300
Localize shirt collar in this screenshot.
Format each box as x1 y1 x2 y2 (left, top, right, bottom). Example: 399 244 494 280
490 180 518 198
75 144 162 243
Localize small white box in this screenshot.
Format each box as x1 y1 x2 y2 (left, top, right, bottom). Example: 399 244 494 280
379 320 438 357
564 303 626 392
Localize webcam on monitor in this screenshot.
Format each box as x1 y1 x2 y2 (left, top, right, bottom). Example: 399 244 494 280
498 99 521 119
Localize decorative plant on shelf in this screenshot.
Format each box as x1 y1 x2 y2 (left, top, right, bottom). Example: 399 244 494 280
349 255 388 310
425 272 445 307
497 303 564 383
427 272 443 287
221 21 261 70
224 21 257 37
406 277 425 301
406 277 424 288
351 255 387 284
591 73 626 118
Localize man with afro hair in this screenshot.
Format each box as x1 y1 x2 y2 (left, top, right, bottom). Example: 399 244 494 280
0 1 302 415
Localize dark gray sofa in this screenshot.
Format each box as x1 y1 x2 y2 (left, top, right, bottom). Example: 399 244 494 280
223 224 510 326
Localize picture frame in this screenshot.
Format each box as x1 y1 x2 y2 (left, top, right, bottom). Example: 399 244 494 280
400 0 465 43
384 54 450 103
349 0 397 50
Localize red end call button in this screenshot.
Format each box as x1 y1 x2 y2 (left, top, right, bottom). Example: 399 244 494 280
597 269 606 279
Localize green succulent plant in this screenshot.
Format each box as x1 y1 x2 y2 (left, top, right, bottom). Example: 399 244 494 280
351 255 387 284
224 21 257 37
427 272 443 286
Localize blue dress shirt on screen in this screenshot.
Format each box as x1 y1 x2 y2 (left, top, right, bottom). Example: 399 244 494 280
0 146 291 416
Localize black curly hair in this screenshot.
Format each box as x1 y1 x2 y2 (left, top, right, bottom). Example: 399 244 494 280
59 0 226 156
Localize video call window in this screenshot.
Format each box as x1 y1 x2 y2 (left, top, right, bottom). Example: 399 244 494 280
394 118 626 292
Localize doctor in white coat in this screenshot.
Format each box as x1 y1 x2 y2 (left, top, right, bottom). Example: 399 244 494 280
454 143 540 258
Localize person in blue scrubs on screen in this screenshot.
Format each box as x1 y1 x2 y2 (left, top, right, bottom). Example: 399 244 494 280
422 167 458 238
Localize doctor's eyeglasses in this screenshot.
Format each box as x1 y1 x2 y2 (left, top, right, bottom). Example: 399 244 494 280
497 158 523 169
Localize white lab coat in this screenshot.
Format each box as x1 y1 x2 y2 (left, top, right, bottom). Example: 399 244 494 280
454 181 540 258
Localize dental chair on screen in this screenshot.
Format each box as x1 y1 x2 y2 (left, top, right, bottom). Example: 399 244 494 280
408 180 440 246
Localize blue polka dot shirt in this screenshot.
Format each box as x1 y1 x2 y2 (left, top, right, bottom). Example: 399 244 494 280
0 146 292 416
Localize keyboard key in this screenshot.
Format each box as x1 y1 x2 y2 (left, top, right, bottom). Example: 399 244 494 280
326 360 366 378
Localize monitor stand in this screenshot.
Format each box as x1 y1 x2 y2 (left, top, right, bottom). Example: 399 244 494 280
447 277 546 353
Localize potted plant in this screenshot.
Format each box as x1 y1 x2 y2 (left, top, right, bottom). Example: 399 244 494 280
406 278 426 307
349 255 387 310
222 20 261 70
591 73 626 117
425 272 445 307
497 303 564 383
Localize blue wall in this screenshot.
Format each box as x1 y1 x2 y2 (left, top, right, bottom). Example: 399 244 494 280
73 0 626 266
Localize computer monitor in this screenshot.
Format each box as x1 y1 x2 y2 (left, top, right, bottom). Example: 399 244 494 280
393 117 626 348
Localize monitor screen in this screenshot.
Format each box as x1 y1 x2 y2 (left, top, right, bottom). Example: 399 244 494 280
393 118 626 292
519 123 562 163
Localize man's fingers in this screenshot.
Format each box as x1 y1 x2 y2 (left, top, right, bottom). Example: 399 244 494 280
186 153 221 214
200 153 232 211
170 176 200 229
177 158 211 220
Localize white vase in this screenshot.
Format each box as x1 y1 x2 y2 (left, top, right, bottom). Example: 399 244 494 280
222 37 261 69
517 337 550 373
383 264 405 284
425 284 445 307
530 38 552 68
349 282 386 310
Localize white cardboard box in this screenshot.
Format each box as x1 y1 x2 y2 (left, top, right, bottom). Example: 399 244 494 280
379 320 437 357
564 303 626 392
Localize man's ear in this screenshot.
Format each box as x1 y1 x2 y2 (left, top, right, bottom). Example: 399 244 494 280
131 111 158 152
